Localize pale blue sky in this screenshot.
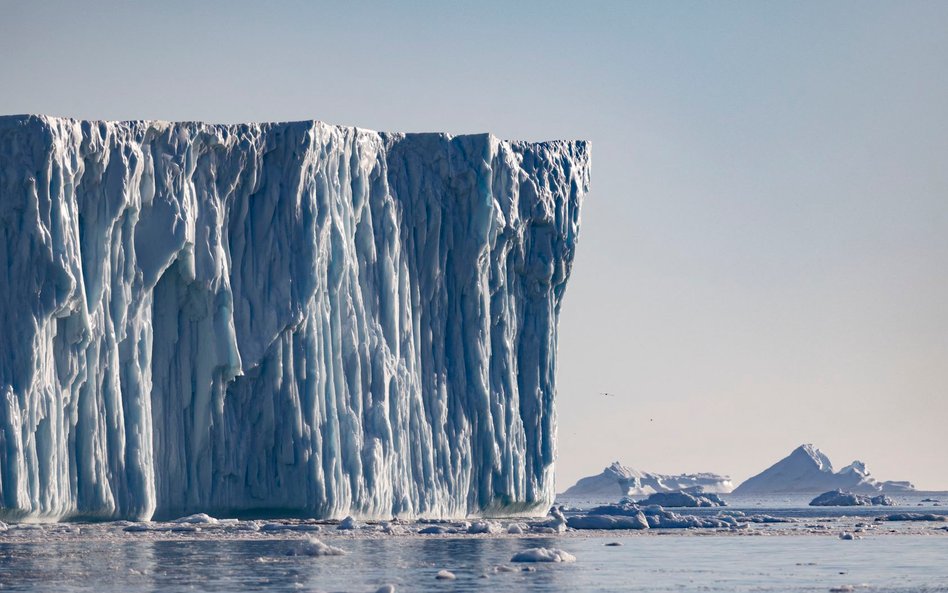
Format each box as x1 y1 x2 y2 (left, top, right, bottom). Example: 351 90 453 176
2 1 946 489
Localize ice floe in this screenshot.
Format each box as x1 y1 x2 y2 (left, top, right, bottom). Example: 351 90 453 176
511 547 576 563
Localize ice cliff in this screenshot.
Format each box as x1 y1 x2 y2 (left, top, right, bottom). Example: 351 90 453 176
0 115 589 521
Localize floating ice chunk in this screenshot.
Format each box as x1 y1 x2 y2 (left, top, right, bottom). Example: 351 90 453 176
635 490 726 508
374 586 396 593
838 532 858 540
379 522 404 535
173 513 219 524
577 500 739 529
810 490 893 507
261 522 321 533
418 525 454 535
537 507 568 533
743 514 795 523
507 523 526 534
467 521 500 534
875 513 947 522
435 570 456 580
295 538 346 557
338 516 359 530
511 548 576 563
567 513 649 530
829 586 855 592
170 525 200 533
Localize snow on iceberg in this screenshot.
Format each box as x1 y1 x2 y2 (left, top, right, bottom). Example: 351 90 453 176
0 115 589 521
561 462 733 498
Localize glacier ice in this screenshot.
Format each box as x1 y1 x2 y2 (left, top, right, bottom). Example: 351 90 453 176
0 115 589 521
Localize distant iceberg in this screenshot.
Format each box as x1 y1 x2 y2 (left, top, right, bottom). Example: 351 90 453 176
0 115 590 521
560 462 733 499
733 444 915 495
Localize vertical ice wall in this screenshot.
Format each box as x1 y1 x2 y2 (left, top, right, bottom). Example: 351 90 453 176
0 115 589 520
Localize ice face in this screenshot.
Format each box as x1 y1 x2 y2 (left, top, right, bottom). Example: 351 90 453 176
0 115 589 521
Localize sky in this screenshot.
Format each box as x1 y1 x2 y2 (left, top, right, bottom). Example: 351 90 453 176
1 0 946 490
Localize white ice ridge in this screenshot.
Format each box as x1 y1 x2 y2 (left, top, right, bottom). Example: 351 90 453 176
0 115 590 521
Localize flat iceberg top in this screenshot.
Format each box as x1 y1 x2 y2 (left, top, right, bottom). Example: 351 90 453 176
0 113 590 521
0 113 588 153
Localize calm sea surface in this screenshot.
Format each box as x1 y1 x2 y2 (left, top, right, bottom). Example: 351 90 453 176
1 493 945 592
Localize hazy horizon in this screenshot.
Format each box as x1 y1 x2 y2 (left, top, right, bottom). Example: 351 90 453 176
2 1 946 490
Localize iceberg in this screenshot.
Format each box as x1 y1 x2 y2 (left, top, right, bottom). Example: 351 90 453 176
560 462 733 499
0 115 589 521
733 444 915 495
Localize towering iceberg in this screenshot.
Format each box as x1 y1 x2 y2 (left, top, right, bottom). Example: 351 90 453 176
733 444 916 494
0 115 589 521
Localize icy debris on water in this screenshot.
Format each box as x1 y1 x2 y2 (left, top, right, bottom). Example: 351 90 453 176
511 547 576 563
467 521 500 534
290 538 346 557
173 513 219 524
838 532 858 540
338 516 359 530
507 523 526 534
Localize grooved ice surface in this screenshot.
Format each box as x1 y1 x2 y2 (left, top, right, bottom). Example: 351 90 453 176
0 115 589 521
